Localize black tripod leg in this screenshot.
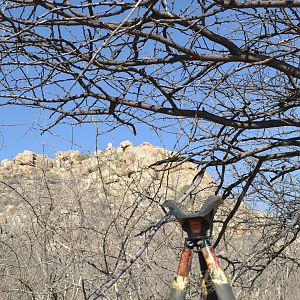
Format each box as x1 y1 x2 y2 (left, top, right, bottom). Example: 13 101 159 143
169 247 192 300
198 251 218 300
200 242 236 300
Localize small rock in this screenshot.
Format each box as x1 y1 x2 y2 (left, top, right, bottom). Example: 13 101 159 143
106 143 113 150
120 140 133 151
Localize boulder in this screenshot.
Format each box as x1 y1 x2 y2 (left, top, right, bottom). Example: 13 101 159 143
119 140 133 151
54 150 81 169
14 150 36 166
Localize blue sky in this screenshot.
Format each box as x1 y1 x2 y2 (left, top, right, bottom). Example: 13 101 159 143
0 105 173 161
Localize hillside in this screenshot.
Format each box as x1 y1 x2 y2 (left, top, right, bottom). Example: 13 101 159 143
0 142 299 300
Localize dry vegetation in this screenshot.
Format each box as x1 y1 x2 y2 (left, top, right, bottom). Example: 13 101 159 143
0 143 299 299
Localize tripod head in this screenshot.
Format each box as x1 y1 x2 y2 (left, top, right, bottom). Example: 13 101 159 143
164 195 222 240
164 195 236 300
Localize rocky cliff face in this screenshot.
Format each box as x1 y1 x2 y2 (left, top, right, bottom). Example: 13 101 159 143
0 141 215 223
0 141 214 190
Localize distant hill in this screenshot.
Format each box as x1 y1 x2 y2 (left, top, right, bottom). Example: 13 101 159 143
0 142 298 299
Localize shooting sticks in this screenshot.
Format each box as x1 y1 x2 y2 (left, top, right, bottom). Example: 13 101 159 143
164 196 236 300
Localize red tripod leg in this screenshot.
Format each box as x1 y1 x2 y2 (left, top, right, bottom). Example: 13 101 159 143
169 248 192 300
200 243 236 300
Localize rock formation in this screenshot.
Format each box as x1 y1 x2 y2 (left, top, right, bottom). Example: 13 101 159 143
0 141 215 198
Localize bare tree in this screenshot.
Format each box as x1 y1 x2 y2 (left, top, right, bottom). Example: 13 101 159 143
0 0 299 299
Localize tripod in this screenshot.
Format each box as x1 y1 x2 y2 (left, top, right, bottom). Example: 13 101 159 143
164 196 236 300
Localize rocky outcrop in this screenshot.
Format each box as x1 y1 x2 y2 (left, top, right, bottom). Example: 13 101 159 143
1 150 53 175
0 142 215 197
